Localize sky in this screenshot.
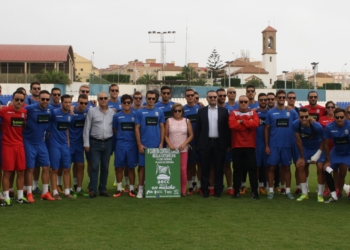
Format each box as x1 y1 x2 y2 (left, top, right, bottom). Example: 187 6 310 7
1 0 350 75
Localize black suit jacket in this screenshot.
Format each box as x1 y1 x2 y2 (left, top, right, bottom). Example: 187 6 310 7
195 106 230 151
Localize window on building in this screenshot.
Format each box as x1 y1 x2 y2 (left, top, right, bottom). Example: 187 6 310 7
270 79 272 84
270 57 272 62
81 68 83 71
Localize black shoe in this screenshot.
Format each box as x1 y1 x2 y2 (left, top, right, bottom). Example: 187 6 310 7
192 182 197 189
214 193 222 198
251 192 260 200
74 185 77 192
202 194 209 198
99 192 110 197
231 193 240 199
89 192 96 199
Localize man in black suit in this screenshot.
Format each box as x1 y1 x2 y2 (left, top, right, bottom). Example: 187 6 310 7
196 90 230 198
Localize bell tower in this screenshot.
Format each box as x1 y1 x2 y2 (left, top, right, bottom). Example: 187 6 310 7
262 26 277 86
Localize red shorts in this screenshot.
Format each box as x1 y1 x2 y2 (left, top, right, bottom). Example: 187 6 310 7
2 144 26 171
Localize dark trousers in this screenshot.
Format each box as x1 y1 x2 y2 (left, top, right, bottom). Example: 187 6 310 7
89 138 113 194
200 140 225 196
232 148 258 195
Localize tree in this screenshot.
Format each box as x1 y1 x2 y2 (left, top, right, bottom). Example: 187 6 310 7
136 74 156 85
293 73 312 89
35 70 71 84
207 48 223 83
180 66 198 81
190 78 207 86
244 77 265 88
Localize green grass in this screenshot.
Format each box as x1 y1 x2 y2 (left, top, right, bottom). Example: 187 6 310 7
2 162 350 250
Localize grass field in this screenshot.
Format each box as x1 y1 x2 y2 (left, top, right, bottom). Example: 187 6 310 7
2 161 350 250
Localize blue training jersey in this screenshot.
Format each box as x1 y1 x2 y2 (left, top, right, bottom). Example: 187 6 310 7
324 120 350 155
184 104 200 146
249 101 259 110
50 102 61 109
25 97 39 105
225 102 239 114
265 107 298 148
48 108 72 147
69 107 88 145
135 107 165 148
155 101 175 120
23 103 52 144
108 100 122 112
113 111 137 149
256 108 268 145
292 120 323 151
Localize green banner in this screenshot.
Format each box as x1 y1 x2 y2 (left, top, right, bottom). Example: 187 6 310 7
145 148 180 198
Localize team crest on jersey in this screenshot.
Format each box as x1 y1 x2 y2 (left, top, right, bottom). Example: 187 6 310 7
155 112 159 116
47 109 50 113
286 111 290 117
22 113 25 118
316 109 320 113
84 113 87 117
119 105 122 109
345 130 349 135
196 108 198 112
132 117 135 121
68 116 71 121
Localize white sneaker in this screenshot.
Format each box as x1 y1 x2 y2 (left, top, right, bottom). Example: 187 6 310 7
136 190 143 198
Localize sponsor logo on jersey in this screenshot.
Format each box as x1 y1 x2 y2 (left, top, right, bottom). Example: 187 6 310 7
345 129 349 135
286 112 290 117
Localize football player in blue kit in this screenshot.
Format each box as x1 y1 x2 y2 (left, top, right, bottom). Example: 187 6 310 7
108 84 122 112
48 94 75 200
155 86 175 120
256 93 269 194
135 90 165 198
265 90 298 199
183 89 201 194
69 94 89 197
113 94 138 198
323 108 350 203
50 87 62 109
23 90 55 202
293 108 324 202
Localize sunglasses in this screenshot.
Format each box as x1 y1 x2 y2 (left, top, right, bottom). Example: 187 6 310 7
309 96 318 99
162 92 170 95
123 101 131 105
81 90 90 94
259 99 267 102
52 93 61 97
41 98 50 102
247 90 255 93
208 96 217 99
277 96 286 100
186 94 194 97
173 109 182 113
195 97 199 100
239 100 248 104
14 98 24 102
288 97 296 100
228 91 236 94
299 115 309 119
326 106 335 109
148 97 156 101
335 116 345 120
218 95 227 98
98 97 108 100
267 98 275 101
347 111 350 114
134 97 142 100
80 102 88 105
110 89 119 93
33 87 41 91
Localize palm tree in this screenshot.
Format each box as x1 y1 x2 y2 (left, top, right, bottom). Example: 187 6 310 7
136 74 156 85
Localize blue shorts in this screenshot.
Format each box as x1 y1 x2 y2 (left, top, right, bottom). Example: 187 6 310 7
49 147 71 170
268 147 292 166
115 147 137 168
318 151 326 163
291 144 299 164
330 151 350 170
24 142 50 169
188 147 200 164
225 149 233 163
256 144 268 167
70 143 84 163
